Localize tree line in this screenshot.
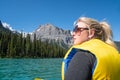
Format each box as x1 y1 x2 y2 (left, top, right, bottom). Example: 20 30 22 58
0 31 67 58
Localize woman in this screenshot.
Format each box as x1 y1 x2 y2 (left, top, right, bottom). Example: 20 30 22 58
62 17 120 80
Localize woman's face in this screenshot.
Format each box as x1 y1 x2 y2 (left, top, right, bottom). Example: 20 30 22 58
72 22 90 45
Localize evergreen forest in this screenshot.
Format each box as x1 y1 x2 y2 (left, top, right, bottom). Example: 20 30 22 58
0 31 67 58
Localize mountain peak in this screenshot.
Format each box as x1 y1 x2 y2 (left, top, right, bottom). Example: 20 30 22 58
32 23 73 47
35 23 57 33
0 20 11 32
2 22 14 31
0 20 3 27
34 23 71 35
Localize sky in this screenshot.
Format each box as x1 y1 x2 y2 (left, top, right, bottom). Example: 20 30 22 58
0 0 120 41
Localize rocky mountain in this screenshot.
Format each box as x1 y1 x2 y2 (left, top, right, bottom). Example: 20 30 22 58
0 20 11 32
2 22 14 31
31 23 73 48
0 20 18 34
115 41 120 52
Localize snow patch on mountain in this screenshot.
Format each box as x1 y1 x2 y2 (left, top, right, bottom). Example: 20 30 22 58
2 22 14 31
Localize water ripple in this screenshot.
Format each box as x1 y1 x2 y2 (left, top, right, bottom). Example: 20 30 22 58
0 58 63 80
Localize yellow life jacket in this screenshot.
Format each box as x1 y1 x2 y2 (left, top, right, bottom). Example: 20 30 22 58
62 39 120 80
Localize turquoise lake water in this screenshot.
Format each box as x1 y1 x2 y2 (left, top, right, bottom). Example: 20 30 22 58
0 58 63 80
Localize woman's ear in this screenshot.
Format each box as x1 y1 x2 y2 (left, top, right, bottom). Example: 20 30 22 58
88 29 95 38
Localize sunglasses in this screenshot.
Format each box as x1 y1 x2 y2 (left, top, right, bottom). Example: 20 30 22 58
73 25 89 32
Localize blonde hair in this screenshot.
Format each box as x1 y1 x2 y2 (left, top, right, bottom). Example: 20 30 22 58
76 17 117 49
